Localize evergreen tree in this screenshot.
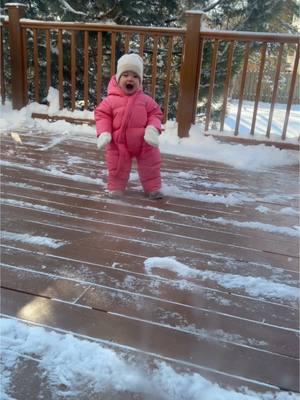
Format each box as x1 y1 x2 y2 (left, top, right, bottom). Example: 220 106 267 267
19 0 180 26
179 0 299 33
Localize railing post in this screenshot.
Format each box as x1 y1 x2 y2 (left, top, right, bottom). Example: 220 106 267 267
177 11 207 138
6 2 27 109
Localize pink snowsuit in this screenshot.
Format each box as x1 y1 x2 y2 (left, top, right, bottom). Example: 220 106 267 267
94 75 163 192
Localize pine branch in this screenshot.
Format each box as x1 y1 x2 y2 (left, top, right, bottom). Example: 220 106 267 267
59 0 87 16
235 0 282 31
96 0 120 21
203 0 226 12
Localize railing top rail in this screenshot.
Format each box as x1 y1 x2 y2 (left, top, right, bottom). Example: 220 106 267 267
201 29 300 43
3 17 299 43
13 18 186 36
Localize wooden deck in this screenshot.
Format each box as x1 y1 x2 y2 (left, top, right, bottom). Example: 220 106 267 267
1 129 299 399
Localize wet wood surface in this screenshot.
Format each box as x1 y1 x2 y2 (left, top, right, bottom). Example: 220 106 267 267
1 130 299 398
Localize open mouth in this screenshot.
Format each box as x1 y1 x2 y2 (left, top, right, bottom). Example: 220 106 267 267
126 83 134 90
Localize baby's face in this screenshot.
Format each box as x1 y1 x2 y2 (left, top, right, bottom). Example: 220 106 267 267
118 71 140 95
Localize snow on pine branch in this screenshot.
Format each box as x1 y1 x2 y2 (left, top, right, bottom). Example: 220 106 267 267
59 0 87 16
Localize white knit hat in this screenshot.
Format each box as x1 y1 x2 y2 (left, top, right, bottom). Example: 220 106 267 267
116 53 143 82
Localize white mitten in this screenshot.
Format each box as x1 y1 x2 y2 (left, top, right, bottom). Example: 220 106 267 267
97 132 112 149
144 125 159 147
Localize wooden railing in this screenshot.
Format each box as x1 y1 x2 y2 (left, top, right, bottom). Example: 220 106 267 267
1 3 185 124
1 4 299 148
185 28 300 142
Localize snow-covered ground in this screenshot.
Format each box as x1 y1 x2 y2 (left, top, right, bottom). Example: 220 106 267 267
1 317 299 400
221 100 299 139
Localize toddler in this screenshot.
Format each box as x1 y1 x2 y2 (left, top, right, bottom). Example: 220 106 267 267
94 53 163 199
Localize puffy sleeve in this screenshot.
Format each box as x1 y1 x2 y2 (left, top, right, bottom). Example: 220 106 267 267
94 98 113 137
146 97 163 132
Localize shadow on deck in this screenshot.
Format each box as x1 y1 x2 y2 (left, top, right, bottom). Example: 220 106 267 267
1 129 299 399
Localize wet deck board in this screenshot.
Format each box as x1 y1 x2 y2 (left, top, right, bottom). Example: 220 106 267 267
1 129 299 397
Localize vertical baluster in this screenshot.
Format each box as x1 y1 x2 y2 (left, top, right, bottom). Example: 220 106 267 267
124 33 130 53
234 42 250 135
96 31 103 104
282 42 299 140
22 28 28 104
33 28 40 102
71 30 77 111
205 39 219 131
46 29 51 93
58 29 64 109
139 34 145 56
151 36 159 98
83 31 89 109
111 32 116 75
250 42 267 136
266 43 284 138
191 37 204 124
162 36 174 123
220 41 234 131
